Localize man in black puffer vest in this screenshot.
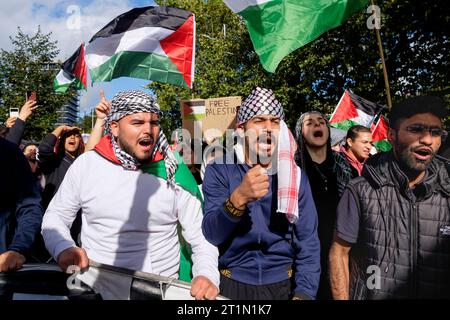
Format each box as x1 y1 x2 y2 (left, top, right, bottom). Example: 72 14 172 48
329 95 450 299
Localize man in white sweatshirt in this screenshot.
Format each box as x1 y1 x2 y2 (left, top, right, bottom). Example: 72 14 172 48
42 90 219 300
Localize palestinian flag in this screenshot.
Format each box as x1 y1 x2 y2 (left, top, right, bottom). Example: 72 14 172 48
85 6 195 89
329 91 385 131
54 44 87 93
371 115 392 152
222 0 368 73
182 100 206 121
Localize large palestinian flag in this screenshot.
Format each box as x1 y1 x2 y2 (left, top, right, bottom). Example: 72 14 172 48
329 90 385 131
85 6 195 88
54 43 87 93
371 115 392 152
222 0 368 73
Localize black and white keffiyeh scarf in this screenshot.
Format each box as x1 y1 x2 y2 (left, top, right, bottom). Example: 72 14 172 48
105 90 178 182
237 87 285 126
235 87 299 223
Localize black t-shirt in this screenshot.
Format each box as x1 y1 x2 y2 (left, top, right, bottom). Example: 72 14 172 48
335 188 360 244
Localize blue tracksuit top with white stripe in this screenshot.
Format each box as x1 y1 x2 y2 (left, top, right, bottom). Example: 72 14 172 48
202 156 321 299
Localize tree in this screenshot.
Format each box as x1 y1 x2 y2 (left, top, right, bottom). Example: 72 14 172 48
77 113 94 134
0 27 74 141
150 0 266 136
150 0 449 134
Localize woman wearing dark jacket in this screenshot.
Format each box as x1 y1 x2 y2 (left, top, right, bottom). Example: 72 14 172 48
38 125 84 209
294 111 353 299
33 125 84 262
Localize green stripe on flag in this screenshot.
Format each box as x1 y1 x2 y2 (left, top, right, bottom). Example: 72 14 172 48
184 114 205 120
373 140 392 152
330 119 359 131
89 51 188 88
53 78 72 93
73 78 86 90
141 152 202 283
54 78 86 93
239 0 368 72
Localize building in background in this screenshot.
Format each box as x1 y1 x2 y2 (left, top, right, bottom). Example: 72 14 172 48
55 92 79 126
42 62 80 126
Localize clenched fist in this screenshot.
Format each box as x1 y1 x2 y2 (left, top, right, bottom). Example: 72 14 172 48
57 247 89 273
230 164 269 209
0 251 26 272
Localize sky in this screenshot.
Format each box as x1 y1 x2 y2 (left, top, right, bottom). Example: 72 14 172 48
0 0 157 114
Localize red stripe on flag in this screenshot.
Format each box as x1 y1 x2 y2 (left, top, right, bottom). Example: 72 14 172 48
73 43 87 89
372 116 389 142
330 91 359 124
183 105 193 116
160 15 194 88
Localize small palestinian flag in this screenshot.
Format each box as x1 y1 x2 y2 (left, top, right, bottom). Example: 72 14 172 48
371 115 392 152
182 100 206 120
85 6 195 89
329 90 385 131
54 44 87 93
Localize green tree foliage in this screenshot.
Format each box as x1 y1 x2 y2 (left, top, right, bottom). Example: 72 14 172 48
0 27 74 141
78 113 94 134
151 0 266 136
152 0 449 133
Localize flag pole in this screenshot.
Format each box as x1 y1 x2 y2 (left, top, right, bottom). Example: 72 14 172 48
371 0 392 110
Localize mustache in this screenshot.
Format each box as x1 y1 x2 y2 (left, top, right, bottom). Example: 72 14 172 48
411 146 434 155
138 135 155 145
256 133 274 143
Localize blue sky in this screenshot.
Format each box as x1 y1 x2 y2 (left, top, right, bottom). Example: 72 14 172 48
0 0 157 113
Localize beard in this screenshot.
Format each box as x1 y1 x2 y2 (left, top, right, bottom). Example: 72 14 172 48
245 133 277 167
117 136 154 165
26 154 37 162
395 141 435 177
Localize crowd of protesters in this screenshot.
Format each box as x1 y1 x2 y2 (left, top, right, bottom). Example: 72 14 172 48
0 88 449 300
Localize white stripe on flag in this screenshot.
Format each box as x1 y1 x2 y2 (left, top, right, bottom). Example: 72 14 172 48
223 0 273 13
355 108 376 127
85 27 174 69
55 70 73 85
190 106 206 114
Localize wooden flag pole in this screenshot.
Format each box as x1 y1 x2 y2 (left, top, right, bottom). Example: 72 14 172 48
371 0 392 110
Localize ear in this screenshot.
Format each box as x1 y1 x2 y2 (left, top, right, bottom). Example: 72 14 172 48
110 121 119 138
387 127 396 145
346 137 353 148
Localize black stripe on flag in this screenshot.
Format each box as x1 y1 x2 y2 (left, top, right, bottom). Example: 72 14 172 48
61 44 82 75
348 91 386 116
90 6 192 43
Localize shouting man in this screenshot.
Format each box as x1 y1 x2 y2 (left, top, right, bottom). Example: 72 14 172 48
42 91 219 300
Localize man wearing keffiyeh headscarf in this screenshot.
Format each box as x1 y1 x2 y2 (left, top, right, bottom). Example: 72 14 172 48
42 90 220 300
202 87 320 300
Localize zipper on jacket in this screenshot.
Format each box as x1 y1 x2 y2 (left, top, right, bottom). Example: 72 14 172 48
410 201 418 297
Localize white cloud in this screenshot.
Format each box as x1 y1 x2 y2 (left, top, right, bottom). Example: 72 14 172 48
0 0 150 111
0 1 133 58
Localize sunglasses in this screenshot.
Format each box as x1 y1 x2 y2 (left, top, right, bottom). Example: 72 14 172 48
405 124 448 141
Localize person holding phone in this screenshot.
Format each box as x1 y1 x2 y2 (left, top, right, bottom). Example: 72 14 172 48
9 108 19 118
5 94 38 146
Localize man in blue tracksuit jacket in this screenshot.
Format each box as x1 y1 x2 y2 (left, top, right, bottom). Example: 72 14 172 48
202 87 320 300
